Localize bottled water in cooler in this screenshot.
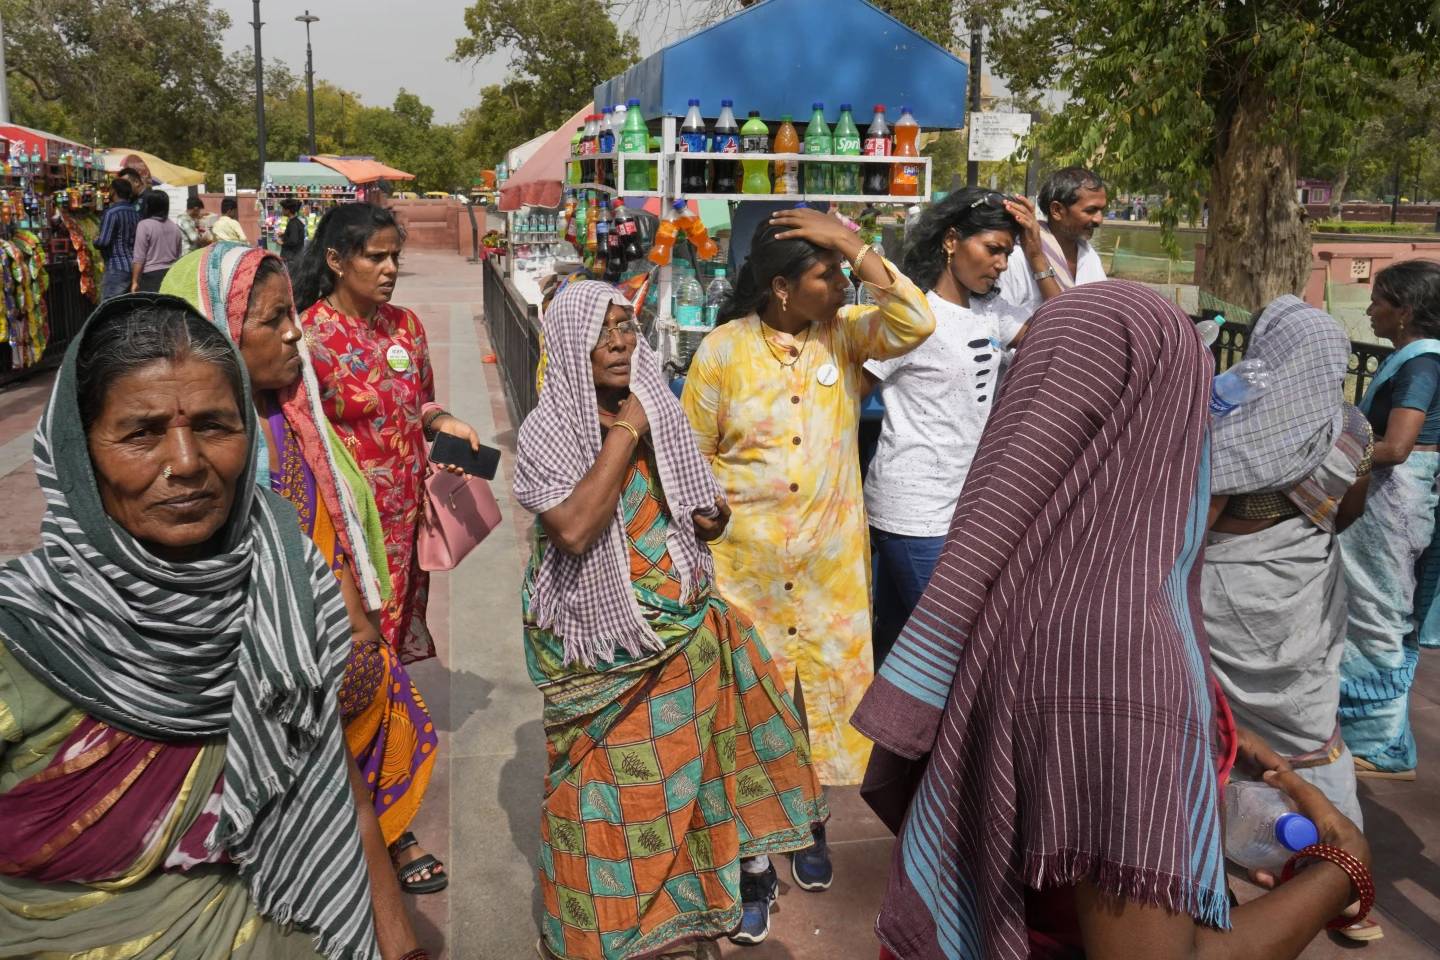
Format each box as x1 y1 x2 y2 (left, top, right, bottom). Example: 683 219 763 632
674 272 705 327
704 269 732 328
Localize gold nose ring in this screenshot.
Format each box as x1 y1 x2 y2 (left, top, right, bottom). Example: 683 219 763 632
162 465 173 480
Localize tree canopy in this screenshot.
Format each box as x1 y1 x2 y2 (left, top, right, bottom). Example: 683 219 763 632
451 0 639 170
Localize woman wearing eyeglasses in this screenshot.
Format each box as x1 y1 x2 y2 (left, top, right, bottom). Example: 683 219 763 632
864 189 1038 668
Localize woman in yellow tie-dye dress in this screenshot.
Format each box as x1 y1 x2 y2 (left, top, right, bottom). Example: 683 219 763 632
681 209 934 889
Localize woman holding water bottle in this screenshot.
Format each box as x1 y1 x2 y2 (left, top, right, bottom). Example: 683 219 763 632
1339 259 1440 782
855 281 1376 960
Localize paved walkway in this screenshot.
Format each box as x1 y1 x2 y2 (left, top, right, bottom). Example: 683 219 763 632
1 250 1436 958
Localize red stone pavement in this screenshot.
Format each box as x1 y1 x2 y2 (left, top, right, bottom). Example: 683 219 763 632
1 251 1436 959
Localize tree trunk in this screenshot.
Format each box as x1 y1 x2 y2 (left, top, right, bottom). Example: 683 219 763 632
1203 83 1310 311
1329 141 1356 220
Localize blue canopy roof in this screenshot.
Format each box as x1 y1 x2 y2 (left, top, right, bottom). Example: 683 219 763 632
594 0 969 130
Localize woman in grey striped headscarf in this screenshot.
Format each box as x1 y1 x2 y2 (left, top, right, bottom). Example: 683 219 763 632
0 295 383 959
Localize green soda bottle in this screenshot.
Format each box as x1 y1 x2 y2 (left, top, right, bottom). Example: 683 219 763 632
648 136 662 190
620 98 651 191
740 111 772 194
568 127 583 186
804 102 832 195
833 104 862 195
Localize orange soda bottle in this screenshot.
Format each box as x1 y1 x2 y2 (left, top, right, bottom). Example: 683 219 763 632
648 200 685 266
676 204 720 260
890 106 921 197
772 115 800 195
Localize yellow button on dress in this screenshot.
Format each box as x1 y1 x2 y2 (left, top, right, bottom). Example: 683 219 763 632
682 258 935 785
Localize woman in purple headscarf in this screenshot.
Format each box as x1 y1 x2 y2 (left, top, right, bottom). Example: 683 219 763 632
514 280 825 960
854 281 1373 960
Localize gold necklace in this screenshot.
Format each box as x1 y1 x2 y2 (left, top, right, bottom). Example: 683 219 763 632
757 321 812 369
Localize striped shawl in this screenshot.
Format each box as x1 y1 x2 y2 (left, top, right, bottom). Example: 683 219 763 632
514 280 721 667
0 295 377 958
851 281 1229 959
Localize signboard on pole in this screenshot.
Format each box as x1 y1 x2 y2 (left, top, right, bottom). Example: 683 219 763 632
223 173 237 196
968 112 1033 163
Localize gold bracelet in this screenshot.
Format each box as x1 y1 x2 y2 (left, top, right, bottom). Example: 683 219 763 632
851 243 873 276
611 420 641 444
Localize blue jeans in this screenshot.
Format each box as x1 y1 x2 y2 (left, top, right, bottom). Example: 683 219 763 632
101 268 131 301
871 528 946 669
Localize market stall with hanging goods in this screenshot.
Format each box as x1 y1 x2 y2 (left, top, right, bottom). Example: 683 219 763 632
581 0 968 376
257 161 357 251
0 124 105 384
99 149 206 187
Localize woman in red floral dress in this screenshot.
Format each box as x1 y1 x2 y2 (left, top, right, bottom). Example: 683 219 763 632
295 202 481 890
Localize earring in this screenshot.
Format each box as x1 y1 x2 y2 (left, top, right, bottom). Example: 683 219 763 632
162 465 173 480
780 295 789 313
946 250 954 268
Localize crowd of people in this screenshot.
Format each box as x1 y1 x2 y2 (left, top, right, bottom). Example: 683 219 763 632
0 164 1435 960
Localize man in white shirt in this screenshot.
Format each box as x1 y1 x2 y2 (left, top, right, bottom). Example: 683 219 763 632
1000 166 1109 318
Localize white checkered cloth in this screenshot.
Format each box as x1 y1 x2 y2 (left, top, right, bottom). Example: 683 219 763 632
1211 295 1350 495
514 280 722 667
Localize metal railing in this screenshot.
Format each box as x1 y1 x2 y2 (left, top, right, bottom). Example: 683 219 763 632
0 261 88 389
1211 320 1392 406
483 257 543 425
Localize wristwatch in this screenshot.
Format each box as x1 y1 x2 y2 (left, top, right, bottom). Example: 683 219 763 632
1033 268 1057 282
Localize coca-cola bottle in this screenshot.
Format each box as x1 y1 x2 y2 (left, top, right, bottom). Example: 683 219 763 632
862 104 893 196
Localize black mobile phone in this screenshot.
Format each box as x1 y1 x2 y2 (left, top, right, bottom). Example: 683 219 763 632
429 433 501 480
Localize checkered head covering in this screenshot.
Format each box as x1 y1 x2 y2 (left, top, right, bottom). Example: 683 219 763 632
514 280 721 667
1210 295 1350 495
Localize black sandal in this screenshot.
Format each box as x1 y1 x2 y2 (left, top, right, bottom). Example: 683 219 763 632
389 831 448 895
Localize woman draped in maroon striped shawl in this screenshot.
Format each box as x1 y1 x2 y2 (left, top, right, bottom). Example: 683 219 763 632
853 281 1371 960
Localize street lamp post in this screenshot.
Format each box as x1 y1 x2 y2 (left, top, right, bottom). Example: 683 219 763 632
296 11 319 157
251 0 267 194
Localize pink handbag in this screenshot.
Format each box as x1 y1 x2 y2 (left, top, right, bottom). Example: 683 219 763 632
417 466 502 571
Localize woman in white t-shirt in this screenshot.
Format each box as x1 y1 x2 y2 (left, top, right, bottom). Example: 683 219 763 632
865 189 1040 666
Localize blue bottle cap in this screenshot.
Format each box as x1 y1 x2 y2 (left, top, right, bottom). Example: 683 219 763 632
689 98 701 106
813 101 825 109
603 106 613 114
1274 813 1319 853
673 199 688 211
721 99 734 107
901 105 912 113
840 103 853 111
627 98 640 107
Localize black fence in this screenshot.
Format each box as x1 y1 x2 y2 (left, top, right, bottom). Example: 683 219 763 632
484 257 543 426
0 261 89 389
1211 320 1392 406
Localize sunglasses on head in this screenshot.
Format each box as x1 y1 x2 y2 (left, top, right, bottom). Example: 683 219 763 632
968 191 1015 210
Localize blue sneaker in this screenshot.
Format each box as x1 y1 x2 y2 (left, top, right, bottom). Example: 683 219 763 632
729 861 778 945
790 823 833 892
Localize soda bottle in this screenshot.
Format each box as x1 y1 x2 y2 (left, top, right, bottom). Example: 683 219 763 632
863 105 893 196
833 104 862 195
704 268 733 327
621 98 651 192
678 99 710 195
674 271 705 327
648 200 685 266
676 204 720 261
648 136 662 191
1223 780 1320 872
582 113 600 183
773 115 800 195
567 127 584 185
1210 358 1272 418
595 198 613 261
803 102 832 195
597 106 616 187
741 111 772 195
711 100 741 194
890 106 921 197
613 200 644 261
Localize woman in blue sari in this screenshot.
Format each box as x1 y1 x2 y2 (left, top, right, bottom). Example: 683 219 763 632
1340 258 1440 779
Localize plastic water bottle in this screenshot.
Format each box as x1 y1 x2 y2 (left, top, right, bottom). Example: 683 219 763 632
1195 313 1226 347
704 268 732 327
1223 780 1320 872
1210 357 1271 417
674 271 705 327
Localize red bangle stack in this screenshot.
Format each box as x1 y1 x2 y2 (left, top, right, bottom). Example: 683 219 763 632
1280 842 1375 929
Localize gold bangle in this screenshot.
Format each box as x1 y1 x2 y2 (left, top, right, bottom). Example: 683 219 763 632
851 243 873 276
611 420 641 444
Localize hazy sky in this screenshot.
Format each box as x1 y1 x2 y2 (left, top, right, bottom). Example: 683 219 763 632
211 0 713 125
